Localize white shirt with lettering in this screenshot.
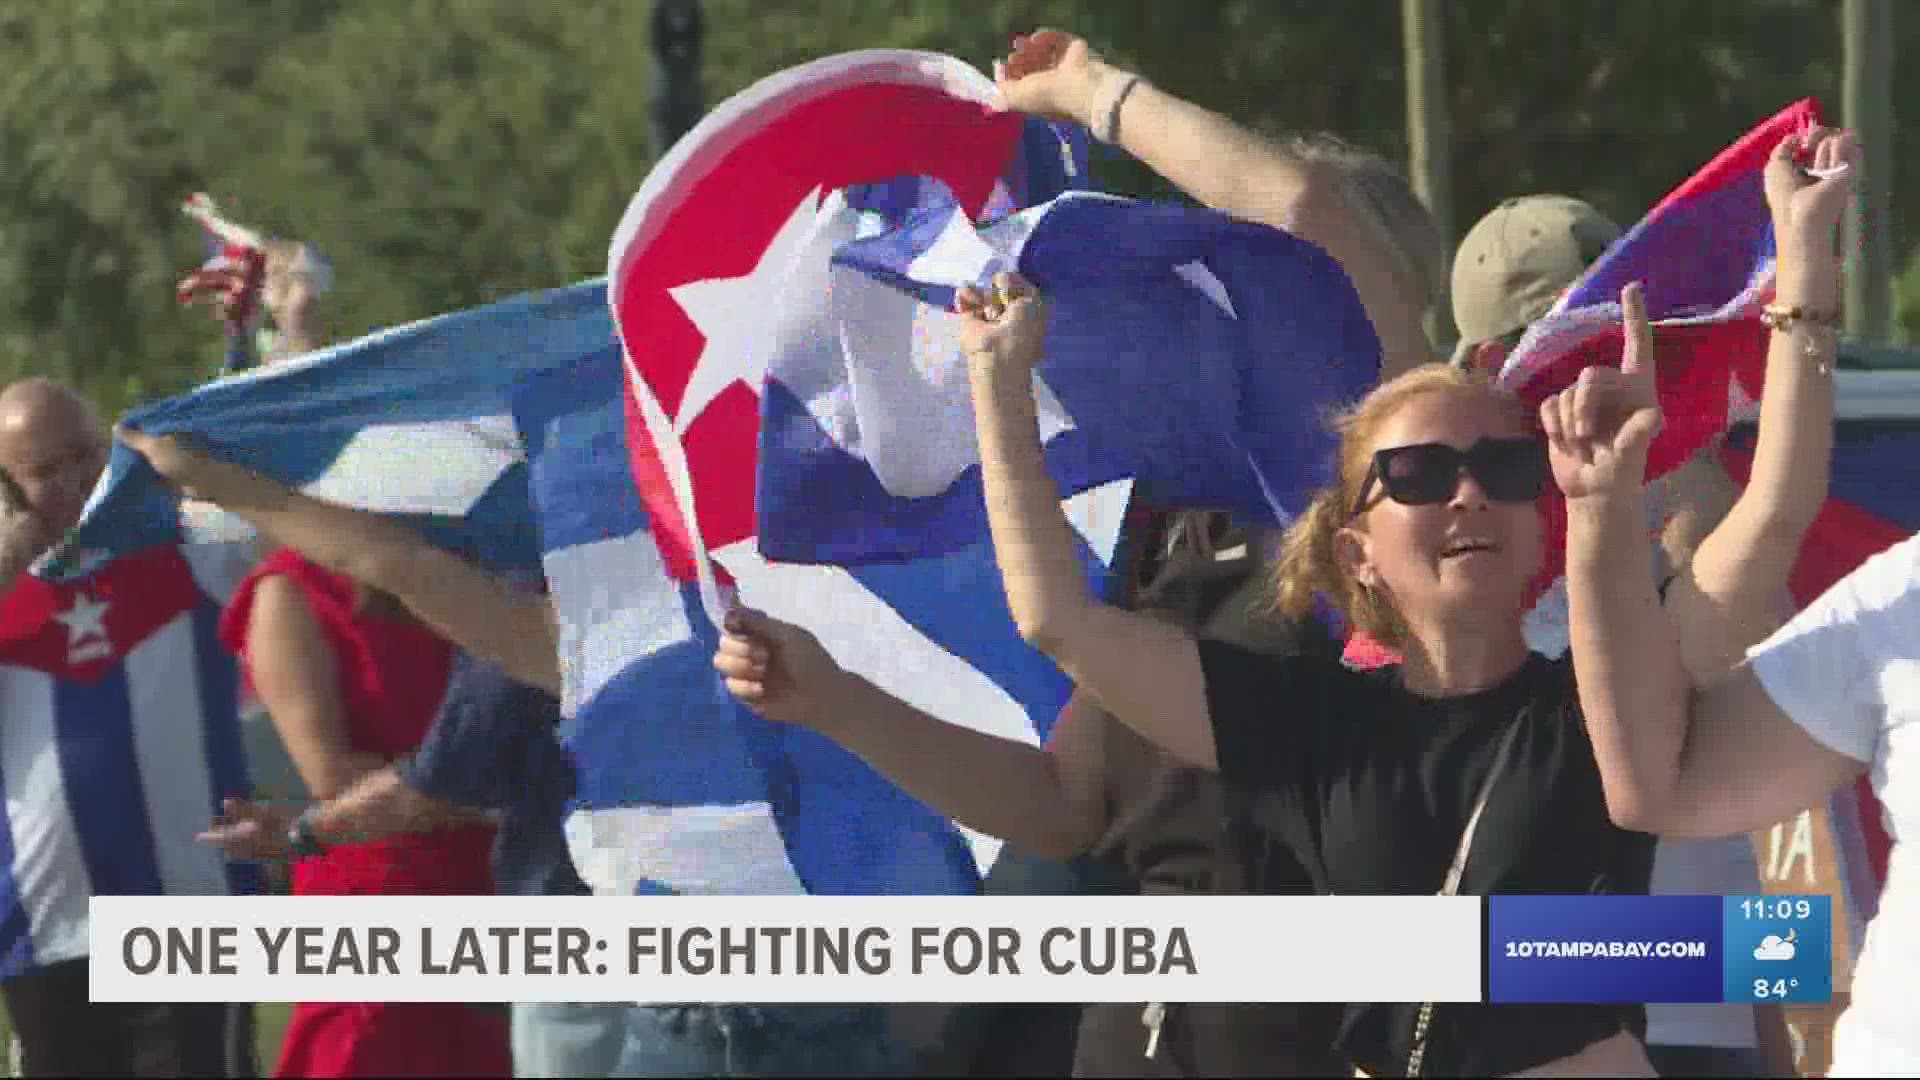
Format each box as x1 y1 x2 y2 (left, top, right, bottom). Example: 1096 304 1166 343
1747 530 1920 1076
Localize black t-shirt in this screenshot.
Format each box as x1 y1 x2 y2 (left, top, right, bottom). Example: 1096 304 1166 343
1198 640 1656 1078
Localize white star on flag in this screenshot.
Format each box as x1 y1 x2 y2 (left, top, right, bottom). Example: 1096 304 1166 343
667 188 829 434
53 594 110 655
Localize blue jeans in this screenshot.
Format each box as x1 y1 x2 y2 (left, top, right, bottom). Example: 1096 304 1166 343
513 1002 634 1078
612 1005 906 1077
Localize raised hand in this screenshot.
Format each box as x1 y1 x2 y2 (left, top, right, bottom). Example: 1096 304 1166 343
116 426 274 507
957 272 1049 378
1766 125 1861 253
1542 283 1662 502
995 28 1105 125
712 607 852 728
176 264 260 327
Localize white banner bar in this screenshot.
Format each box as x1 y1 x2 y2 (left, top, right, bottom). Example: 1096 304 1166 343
89 895 1482 1004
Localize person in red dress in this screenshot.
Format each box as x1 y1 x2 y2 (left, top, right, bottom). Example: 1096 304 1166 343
221 547 510 1078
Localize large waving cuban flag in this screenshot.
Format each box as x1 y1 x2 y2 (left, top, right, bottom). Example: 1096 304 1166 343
579 50 1134 896
59 280 615 585
755 183 1382 565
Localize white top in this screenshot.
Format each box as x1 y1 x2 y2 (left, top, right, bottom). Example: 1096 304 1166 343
1748 531 1920 1076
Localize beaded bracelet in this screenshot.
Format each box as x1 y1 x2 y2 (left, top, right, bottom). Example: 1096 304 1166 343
1760 304 1840 375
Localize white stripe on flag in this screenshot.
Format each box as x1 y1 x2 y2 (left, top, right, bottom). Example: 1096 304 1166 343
711 545 1032 874
562 804 805 896
545 530 695 720
124 617 229 898
0 668 90 966
304 415 521 516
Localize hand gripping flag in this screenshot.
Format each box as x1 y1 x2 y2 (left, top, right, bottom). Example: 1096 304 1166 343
61 280 615 585
597 50 1132 895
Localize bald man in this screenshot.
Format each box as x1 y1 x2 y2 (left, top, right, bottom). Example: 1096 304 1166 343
0 378 258 1078
0 380 109 579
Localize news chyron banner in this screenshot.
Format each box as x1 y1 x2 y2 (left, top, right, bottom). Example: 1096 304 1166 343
87 895 1830 1005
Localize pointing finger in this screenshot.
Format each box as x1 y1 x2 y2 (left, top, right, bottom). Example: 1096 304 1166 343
1619 282 1656 389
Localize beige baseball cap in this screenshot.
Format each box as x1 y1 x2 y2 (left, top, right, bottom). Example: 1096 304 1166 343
1449 195 1621 365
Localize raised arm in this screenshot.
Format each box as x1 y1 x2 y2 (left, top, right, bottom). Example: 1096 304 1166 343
1645 529 1901 836
957 275 1216 768
1554 282 1869 836
1550 284 1692 829
244 575 384 800
120 429 560 694
997 29 1437 372
1572 531 1891 839
1664 128 1857 680
715 606 1112 859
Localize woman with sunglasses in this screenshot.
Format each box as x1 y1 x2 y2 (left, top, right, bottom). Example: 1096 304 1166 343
715 145 1848 1074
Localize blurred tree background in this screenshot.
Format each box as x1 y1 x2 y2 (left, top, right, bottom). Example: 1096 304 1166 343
0 0 1909 417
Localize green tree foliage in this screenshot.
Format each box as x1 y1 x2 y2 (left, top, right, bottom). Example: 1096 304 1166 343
0 0 1912 419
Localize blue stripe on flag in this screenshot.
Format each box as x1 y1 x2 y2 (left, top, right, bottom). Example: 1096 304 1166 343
513 346 645 553
757 378 1127 563
54 670 162 896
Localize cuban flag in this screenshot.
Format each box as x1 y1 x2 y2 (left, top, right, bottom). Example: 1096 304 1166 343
754 184 1381 566
1498 99 1822 467
1412 99 1823 658
589 50 1137 896
0 537 260 977
62 279 615 586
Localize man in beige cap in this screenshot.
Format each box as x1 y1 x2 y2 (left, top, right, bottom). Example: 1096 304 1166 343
1448 194 1623 371
1448 195 1788 1079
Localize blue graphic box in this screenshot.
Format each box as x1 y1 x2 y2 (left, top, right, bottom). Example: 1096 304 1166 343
1486 895 1832 1005
1721 895 1831 1005
1488 895 1721 1003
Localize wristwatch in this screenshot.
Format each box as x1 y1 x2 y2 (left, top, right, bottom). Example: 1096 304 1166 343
286 809 329 861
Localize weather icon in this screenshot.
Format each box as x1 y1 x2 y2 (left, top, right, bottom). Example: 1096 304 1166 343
1754 929 1798 962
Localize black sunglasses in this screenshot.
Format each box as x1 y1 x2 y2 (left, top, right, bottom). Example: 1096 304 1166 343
1349 437 1548 518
